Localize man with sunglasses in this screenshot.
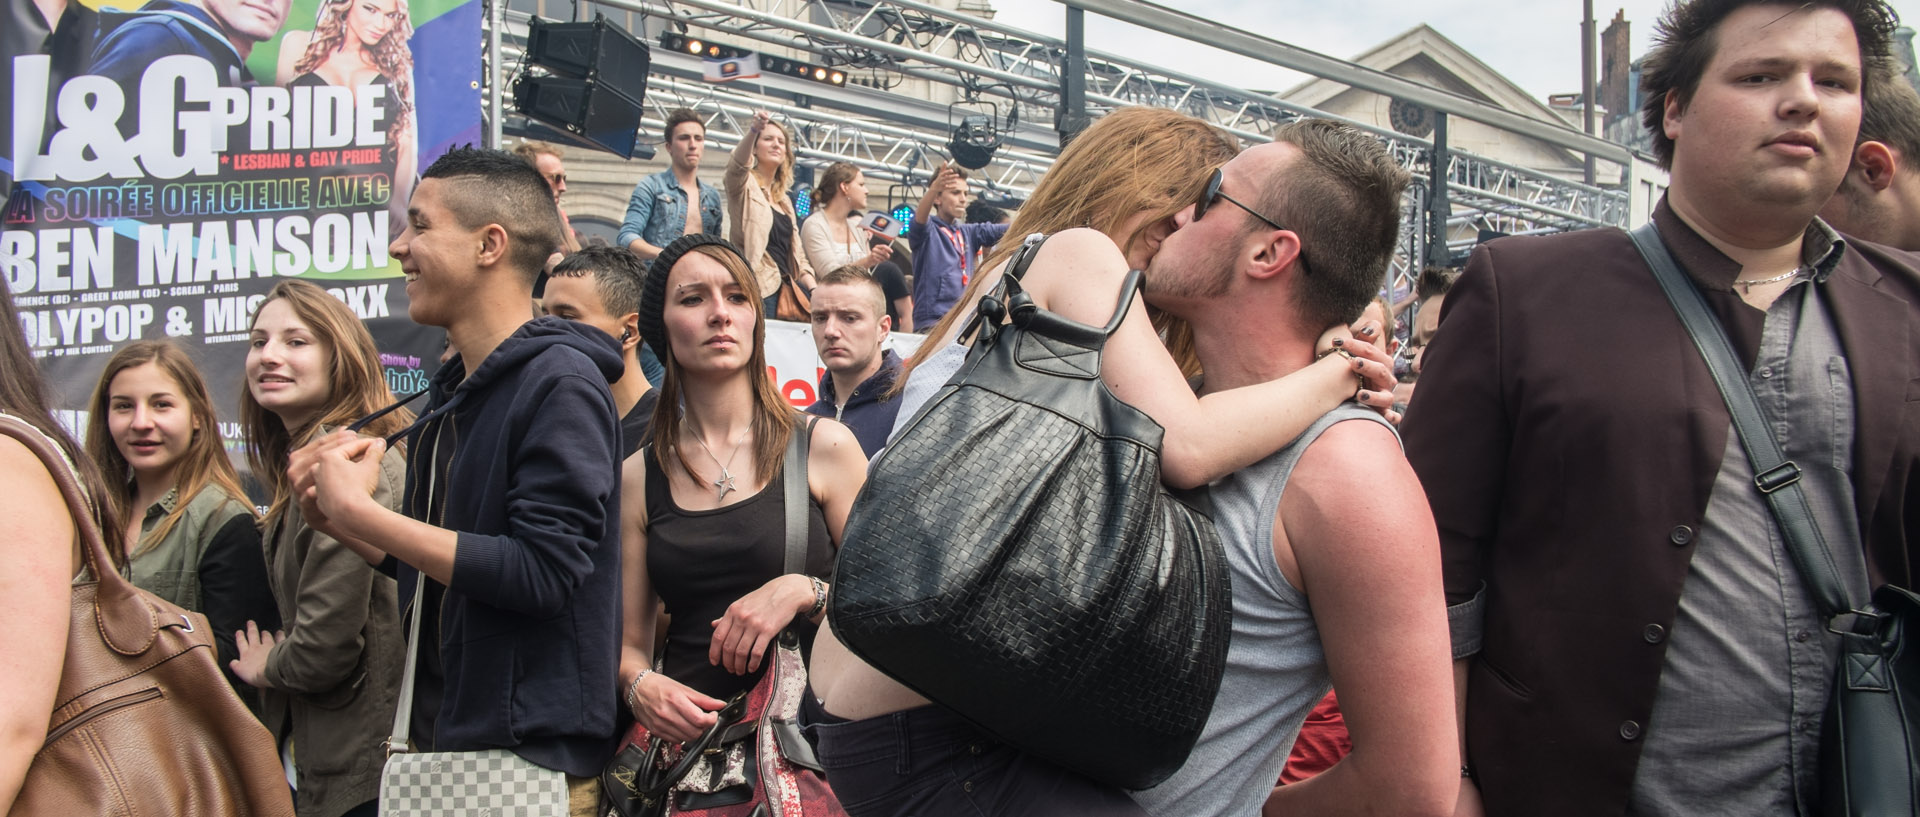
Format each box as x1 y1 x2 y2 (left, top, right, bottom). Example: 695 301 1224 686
1130 119 1460 817
514 140 584 257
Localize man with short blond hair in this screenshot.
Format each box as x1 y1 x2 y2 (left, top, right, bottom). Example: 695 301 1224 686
805 265 901 456
515 140 583 254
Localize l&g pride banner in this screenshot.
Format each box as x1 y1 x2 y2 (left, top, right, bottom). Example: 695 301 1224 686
2 0 481 438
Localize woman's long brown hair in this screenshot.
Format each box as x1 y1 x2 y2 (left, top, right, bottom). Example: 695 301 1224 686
896 107 1238 390
240 280 414 528
84 340 255 557
648 245 796 487
0 285 126 567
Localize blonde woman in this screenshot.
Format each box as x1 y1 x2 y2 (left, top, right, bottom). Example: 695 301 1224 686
725 110 817 318
0 284 124 813
278 0 418 231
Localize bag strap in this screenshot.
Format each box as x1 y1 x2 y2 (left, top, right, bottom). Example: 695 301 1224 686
962 233 1144 350
0 415 109 581
0 415 161 655
386 569 426 755
1627 223 1859 620
784 415 816 576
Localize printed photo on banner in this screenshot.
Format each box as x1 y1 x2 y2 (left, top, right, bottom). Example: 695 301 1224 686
2 0 482 455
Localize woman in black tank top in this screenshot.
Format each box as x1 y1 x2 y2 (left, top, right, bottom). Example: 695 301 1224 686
617 234 870 743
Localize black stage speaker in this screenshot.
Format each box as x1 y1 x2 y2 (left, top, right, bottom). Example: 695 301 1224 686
513 76 642 158
526 17 650 91
516 17 649 158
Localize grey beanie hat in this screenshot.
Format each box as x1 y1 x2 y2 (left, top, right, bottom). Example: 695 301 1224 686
637 233 751 358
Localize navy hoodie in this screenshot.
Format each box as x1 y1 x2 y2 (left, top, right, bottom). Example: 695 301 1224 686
805 349 903 457
391 317 624 777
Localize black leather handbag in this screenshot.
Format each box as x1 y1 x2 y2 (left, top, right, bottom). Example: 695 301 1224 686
829 233 1233 791
1631 224 1920 817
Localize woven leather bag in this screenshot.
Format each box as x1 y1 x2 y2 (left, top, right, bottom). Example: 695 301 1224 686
829 234 1233 790
2 415 295 817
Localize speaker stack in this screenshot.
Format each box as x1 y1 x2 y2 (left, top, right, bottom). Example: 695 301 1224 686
513 17 651 158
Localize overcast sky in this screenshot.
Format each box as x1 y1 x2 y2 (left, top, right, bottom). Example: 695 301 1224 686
989 0 1915 105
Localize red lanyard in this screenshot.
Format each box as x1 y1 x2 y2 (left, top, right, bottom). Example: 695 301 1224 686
938 222 968 282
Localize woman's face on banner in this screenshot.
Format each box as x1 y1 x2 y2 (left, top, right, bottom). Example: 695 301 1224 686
347 0 401 47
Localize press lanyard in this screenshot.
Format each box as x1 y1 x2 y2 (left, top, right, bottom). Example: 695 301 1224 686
938 221 968 284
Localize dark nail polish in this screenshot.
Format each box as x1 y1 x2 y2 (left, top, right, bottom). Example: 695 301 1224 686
1332 338 1344 347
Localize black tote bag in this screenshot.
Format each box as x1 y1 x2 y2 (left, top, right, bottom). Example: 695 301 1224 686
829 234 1232 791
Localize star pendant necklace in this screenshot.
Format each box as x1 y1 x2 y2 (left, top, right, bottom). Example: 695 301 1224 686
690 426 746 501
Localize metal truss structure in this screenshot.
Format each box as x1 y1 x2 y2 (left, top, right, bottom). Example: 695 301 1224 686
490 0 1638 292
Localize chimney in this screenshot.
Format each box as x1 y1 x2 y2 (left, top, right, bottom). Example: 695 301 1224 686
1600 10 1631 125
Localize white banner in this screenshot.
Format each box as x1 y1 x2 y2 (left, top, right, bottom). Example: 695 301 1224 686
764 319 923 409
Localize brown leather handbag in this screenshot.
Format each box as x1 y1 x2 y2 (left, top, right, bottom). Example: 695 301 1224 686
2 415 295 817
774 271 812 322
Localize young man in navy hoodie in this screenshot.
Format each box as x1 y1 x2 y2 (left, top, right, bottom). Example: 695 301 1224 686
299 147 624 812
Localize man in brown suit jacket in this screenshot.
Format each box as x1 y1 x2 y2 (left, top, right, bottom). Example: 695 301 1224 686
1403 1 1918 815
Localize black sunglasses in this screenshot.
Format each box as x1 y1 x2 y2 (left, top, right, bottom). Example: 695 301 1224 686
1195 167 1310 275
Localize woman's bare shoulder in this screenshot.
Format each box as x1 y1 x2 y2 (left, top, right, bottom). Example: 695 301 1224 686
1014 228 1133 326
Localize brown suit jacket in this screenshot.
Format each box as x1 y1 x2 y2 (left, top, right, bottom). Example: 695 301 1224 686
1401 201 1920 817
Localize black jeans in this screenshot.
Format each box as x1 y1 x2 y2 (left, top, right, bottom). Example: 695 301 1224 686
803 699 1146 817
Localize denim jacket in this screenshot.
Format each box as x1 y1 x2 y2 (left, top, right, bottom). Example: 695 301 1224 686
618 169 722 254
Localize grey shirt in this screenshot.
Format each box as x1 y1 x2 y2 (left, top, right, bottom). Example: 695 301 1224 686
1625 244 1871 817
1133 405 1395 817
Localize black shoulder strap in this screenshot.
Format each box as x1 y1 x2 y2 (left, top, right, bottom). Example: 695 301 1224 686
783 415 817 575
1627 223 1857 619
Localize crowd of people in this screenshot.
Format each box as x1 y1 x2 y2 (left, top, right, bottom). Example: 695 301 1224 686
4 0 1920 815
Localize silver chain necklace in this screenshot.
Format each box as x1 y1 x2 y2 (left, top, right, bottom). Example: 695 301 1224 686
688 426 746 501
1734 266 1804 294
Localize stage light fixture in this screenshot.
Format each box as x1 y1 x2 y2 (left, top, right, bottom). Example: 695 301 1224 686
947 114 998 170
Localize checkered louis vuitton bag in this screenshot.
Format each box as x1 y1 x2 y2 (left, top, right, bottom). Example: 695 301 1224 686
378 588 569 816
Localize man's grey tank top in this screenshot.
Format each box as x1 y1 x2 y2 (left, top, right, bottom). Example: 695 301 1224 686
1133 403 1397 817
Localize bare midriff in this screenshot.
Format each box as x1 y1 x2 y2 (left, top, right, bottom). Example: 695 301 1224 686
808 621 932 720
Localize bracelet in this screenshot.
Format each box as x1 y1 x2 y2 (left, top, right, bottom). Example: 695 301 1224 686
624 669 653 713
807 576 828 619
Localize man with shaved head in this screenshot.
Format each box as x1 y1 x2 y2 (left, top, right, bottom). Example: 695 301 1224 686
298 147 625 815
